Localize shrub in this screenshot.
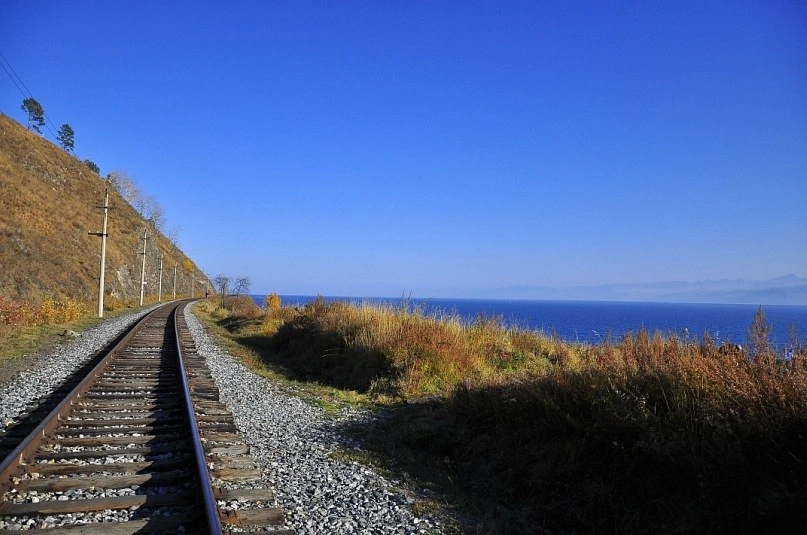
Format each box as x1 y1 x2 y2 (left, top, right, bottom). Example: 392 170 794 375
208 298 807 533
265 292 281 310
748 305 773 360
0 296 88 326
0 296 29 325
83 159 100 173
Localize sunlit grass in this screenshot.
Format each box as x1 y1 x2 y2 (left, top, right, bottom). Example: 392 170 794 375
0 112 204 313
0 295 178 364
193 297 379 414
195 295 807 533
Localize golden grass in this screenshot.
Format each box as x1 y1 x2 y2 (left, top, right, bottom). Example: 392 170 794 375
0 113 206 303
193 297 379 413
206 296 807 533
0 294 187 365
0 296 88 326
0 111 208 361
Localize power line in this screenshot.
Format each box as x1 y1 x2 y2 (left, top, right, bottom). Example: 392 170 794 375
0 51 61 139
0 58 27 98
0 51 35 98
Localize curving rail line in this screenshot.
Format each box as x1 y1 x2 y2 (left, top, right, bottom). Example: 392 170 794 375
0 301 290 533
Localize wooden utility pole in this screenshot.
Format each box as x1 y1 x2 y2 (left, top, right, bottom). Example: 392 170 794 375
88 190 110 318
173 263 177 299
158 253 163 301
139 229 148 306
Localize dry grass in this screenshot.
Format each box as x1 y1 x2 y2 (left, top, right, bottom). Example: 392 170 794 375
0 113 205 303
209 297 807 533
239 296 561 396
0 295 87 326
0 112 209 365
0 293 184 366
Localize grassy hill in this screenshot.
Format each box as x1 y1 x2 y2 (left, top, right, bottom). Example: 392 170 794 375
0 113 209 304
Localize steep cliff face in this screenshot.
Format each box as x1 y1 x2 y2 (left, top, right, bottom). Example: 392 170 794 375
0 113 209 303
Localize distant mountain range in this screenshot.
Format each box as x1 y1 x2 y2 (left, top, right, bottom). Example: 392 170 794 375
476 275 807 305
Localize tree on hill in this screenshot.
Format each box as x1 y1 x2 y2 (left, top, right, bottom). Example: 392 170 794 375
213 274 231 295
166 224 181 252
107 170 141 204
140 194 166 232
234 277 251 296
107 170 165 231
57 123 75 152
21 97 45 133
147 200 166 231
84 159 100 174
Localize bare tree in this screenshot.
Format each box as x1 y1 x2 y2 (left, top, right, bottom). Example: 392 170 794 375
233 277 251 296
144 195 166 231
166 225 181 249
134 194 148 218
213 274 230 295
108 170 142 205
108 169 168 233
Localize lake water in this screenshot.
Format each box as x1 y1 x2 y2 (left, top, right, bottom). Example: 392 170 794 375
252 295 807 350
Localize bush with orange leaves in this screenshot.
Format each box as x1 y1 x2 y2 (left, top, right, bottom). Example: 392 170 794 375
0 296 88 327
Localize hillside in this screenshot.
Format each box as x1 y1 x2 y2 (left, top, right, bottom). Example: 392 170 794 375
0 113 209 304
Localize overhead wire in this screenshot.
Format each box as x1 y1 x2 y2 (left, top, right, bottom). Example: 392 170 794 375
0 51 35 97
0 58 27 98
0 51 61 139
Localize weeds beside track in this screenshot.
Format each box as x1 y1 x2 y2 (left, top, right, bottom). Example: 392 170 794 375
198 295 807 534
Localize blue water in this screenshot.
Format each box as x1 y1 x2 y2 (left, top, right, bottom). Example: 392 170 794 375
252 295 807 350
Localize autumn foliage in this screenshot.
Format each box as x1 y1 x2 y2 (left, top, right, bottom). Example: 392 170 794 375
0 296 87 326
206 297 807 533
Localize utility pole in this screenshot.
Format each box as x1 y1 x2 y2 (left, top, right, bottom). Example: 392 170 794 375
158 253 163 301
139 229 148 306
88 190 110 318
191 269 195 298
173 263 177 299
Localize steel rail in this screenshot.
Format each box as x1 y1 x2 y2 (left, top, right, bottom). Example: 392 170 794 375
0 302 172 494
174 302 223 535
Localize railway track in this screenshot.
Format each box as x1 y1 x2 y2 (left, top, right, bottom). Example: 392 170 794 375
0 301 292 534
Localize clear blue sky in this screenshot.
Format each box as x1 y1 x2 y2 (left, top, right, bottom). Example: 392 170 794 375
2 1 805 297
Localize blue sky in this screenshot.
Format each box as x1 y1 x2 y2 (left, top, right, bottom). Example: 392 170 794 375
2 1 805 297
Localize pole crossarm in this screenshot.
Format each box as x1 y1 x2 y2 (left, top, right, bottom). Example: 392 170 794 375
89 190 110 318
139 229 149 306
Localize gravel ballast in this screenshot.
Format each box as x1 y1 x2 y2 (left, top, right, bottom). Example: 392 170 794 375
183 305 444 534
0 305 445 533
0 306 159 432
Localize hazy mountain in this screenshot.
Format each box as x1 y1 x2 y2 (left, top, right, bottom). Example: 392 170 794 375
479 275 807 305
